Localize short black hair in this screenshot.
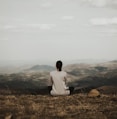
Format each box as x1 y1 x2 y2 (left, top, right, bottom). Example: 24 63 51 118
56 60 63 71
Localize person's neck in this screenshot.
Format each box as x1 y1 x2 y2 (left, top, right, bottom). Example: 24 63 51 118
57 69 62 72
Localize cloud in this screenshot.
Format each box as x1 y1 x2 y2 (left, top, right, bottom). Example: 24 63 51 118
83 0 117 8
82 0 107 7
90 18 109 25
106 29 117 33
90 17 117 26
38 24 56 30
40 2 52 8
3 25 17 29
0 38 9 41
111 17 117 24
2 23 56 31
61 16 74 20
89 0 107 7
0 17 24 22
26 24 56 30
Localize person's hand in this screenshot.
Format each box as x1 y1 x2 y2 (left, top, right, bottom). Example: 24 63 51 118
65 86 69 90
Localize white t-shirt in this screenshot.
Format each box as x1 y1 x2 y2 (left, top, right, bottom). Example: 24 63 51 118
49 70 70 95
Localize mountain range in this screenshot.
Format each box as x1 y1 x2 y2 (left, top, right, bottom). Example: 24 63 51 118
0 60 117 94
25 65 55 72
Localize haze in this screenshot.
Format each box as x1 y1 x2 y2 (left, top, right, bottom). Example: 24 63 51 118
0 0 117 63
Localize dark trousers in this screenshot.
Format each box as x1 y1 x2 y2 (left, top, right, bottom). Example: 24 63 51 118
48 86 52 93
69 87 74 94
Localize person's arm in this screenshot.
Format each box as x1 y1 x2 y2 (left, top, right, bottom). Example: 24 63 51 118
48 76 53 86
64 72 68 84
64 77 67 85
64 72 69 89
48 76 53 92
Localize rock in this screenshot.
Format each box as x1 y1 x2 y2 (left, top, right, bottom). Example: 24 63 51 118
88 89 100 97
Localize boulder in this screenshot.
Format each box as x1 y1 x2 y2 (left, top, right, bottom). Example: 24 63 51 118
88 89 100 97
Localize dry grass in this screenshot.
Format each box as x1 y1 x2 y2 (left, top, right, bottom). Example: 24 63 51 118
0 93 117 119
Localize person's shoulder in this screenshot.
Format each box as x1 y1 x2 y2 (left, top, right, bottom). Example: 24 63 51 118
50 70 56 75
61 71 67 75
62 70 66 73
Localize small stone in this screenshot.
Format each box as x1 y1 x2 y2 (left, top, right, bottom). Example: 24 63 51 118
88 89 100 97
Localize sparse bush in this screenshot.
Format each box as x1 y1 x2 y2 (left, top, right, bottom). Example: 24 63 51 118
95 66 107 71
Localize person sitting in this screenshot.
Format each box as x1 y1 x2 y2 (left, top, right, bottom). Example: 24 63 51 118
48 60 72 96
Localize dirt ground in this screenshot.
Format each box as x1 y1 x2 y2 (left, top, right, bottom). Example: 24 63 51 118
0 93 117 119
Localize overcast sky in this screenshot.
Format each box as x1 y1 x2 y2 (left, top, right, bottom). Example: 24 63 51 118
0 0 117 62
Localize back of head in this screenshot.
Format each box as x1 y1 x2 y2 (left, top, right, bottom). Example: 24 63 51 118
56 60 63 71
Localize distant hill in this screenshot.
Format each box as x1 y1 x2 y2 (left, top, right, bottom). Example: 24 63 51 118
110 60 117 63
26 65 55 72
65 59 108 64
64 63 106 77
64 61 117 88
64 60 117 76
71 68 117 88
